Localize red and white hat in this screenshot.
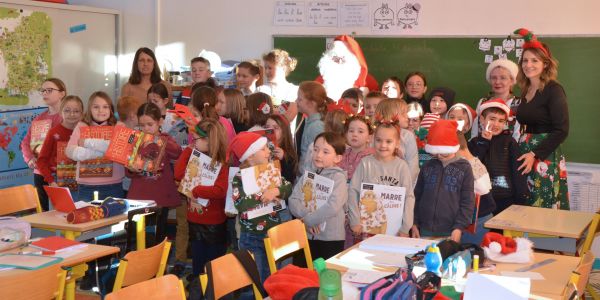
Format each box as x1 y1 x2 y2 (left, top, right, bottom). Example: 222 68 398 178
227 132 267 162
425 120 460 155
478 98 510 117
419 112 440 129
447 103 476 131
334 35 368 88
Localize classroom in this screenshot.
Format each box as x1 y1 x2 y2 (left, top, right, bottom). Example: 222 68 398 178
1 0 600 299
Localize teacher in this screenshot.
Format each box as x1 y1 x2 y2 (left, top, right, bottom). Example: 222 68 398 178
514 28 569 210
121 47 172 102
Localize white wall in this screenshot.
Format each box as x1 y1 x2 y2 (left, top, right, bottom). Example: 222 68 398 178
157 0 600 69
69 0 157 85
67 0 600 70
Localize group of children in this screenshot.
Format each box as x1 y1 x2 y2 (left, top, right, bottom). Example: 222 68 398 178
21 48 530 286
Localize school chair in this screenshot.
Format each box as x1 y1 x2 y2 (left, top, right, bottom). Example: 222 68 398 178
112 237 171 292
264 219 313 274
0 184 42 216
580 211 600 256
200 251 265 300
568 251 595 299
0 264 67 300
105 274 185 300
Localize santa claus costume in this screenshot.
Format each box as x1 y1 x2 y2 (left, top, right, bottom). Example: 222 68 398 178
315 35 379 101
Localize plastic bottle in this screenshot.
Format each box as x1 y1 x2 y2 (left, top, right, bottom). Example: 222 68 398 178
424 243 443 276
314 258 343 300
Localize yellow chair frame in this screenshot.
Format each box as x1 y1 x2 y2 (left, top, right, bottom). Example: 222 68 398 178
199 252 264 300
264 219 313 274
112 238 171 291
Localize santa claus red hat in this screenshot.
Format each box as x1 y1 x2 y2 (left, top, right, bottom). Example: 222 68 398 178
478 98 511 117
481 232 517 254
227 132 267 162
447 103 476 131
425 120 460 155
334 35 368 88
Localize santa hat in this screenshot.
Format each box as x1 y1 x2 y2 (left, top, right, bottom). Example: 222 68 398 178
481 232 516 254
481 232 533 264
327 99 354 115
446 103 476 131
478 98 511 117
425 120 460 155
334 35 368 88
513 28 550 57
486 59 519 83
263 264 319 300
227 132 267 162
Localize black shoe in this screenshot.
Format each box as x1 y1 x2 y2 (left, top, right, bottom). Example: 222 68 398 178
170 263 187 278
78 274 95 291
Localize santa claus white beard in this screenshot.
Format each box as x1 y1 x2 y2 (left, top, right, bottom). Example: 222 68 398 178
318 45 361 101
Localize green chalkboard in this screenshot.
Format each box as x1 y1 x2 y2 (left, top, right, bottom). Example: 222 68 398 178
274 36 600 164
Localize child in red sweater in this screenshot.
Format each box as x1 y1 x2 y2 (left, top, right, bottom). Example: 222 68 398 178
37 96 84 194
174 118 229 276
126 103 182 242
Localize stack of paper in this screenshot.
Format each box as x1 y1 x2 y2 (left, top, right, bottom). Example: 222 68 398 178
358 234 432 254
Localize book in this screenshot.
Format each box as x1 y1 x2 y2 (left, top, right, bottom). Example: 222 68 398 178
178 150 222 213
224 167 240 215
56 141 77 190
0 254 63 270
30 119 52 155
78 126 114 178
240 161 282 196
30 236 87 254
359 183 406 236
300 171 334 230
105 126 168 175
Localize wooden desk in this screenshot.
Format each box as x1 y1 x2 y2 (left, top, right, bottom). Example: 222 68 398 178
326 237 580 300
20 210 128 240
0 243 120 300
485 205 599 254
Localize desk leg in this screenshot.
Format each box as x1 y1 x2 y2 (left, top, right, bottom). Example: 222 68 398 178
63 230 81 240
65 263 88 300
136 215 146 250
581 214 600 255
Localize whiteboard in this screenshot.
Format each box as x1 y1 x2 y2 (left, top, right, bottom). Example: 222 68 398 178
0 0 119 106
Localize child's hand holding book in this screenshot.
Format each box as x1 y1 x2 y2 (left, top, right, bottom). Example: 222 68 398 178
260 188 280 203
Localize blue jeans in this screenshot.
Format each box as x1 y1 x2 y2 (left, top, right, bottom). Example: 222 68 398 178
239 231 269 282
78 183 125 202
461 213 494 245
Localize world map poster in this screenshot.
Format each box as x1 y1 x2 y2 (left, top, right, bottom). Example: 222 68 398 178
0 107 47 188
0 7 52 105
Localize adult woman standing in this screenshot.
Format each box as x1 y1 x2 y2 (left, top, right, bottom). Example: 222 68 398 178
514 28 569 210
121 47 172 102
471 59 522 140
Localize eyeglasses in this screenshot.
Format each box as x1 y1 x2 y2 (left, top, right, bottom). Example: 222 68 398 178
63 109 82 115
39 88 61 94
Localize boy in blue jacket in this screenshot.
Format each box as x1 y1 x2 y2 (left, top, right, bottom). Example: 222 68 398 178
411 120 475 243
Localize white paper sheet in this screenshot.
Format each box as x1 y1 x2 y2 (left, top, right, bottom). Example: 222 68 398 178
463 273 530 300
